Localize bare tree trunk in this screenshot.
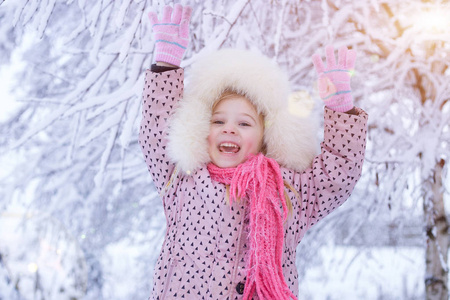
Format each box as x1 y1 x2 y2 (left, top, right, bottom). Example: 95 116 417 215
424 159 448 300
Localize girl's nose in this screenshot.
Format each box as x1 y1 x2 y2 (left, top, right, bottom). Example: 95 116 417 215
222 124 236 134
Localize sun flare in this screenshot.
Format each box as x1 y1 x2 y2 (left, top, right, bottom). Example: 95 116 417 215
414 7 450 33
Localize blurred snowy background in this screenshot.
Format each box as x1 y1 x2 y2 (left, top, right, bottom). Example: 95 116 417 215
1 0 449 299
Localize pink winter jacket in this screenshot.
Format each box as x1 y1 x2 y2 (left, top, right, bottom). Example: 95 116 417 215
139 68 368 299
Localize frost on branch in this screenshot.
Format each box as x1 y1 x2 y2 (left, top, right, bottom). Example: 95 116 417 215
2 0 450 299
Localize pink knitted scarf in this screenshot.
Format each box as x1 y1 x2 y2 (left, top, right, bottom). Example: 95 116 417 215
207 153 297 300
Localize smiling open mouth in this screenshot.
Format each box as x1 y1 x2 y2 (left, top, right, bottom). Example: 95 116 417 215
219 142 240 153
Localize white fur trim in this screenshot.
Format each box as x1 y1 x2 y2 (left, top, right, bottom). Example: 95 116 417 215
168 49 318 173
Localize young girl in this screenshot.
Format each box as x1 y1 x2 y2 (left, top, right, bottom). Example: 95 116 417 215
140 4 368 300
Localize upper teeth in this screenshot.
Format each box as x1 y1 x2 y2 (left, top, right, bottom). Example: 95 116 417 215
220 143 238 148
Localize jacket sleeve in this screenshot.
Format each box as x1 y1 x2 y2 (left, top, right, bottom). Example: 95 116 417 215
284 107 368 232
138 68 184 194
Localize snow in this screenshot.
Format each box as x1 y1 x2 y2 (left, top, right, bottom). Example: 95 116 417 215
118 2 145 63
1 0 450 299
299 246 425 299
0 213 430 299
100 241 149 299
0 211 87 300
0 33 29 123
0 66 22 123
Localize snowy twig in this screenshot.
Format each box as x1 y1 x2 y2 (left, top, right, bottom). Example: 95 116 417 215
202 10 232 25
183 0 250 66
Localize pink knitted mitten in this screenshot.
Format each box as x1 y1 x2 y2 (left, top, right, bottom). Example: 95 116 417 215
148 4 192 66
312 45 356 112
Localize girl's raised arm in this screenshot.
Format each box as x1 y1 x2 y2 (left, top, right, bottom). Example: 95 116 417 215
284 46 368 236
139 4 192 194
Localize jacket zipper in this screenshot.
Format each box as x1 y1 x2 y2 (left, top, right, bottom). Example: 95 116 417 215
161 261 176 299
229 207 245 299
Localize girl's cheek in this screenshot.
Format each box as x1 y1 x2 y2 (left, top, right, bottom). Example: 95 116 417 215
257 136 264 153
207 131 215 149
250 141 261 154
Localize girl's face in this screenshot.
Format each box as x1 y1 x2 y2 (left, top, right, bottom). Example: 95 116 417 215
208 95 264 168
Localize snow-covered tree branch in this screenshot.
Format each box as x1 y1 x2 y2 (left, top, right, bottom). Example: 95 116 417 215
1 0 449 299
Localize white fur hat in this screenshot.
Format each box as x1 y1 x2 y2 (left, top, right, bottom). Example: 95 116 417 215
167 48 318 174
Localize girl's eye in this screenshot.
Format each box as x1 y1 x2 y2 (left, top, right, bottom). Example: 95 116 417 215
212 120 224 124
239 122 251 127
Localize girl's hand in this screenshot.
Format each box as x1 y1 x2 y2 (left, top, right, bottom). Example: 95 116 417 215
148 4 192 67
311 45 356 113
